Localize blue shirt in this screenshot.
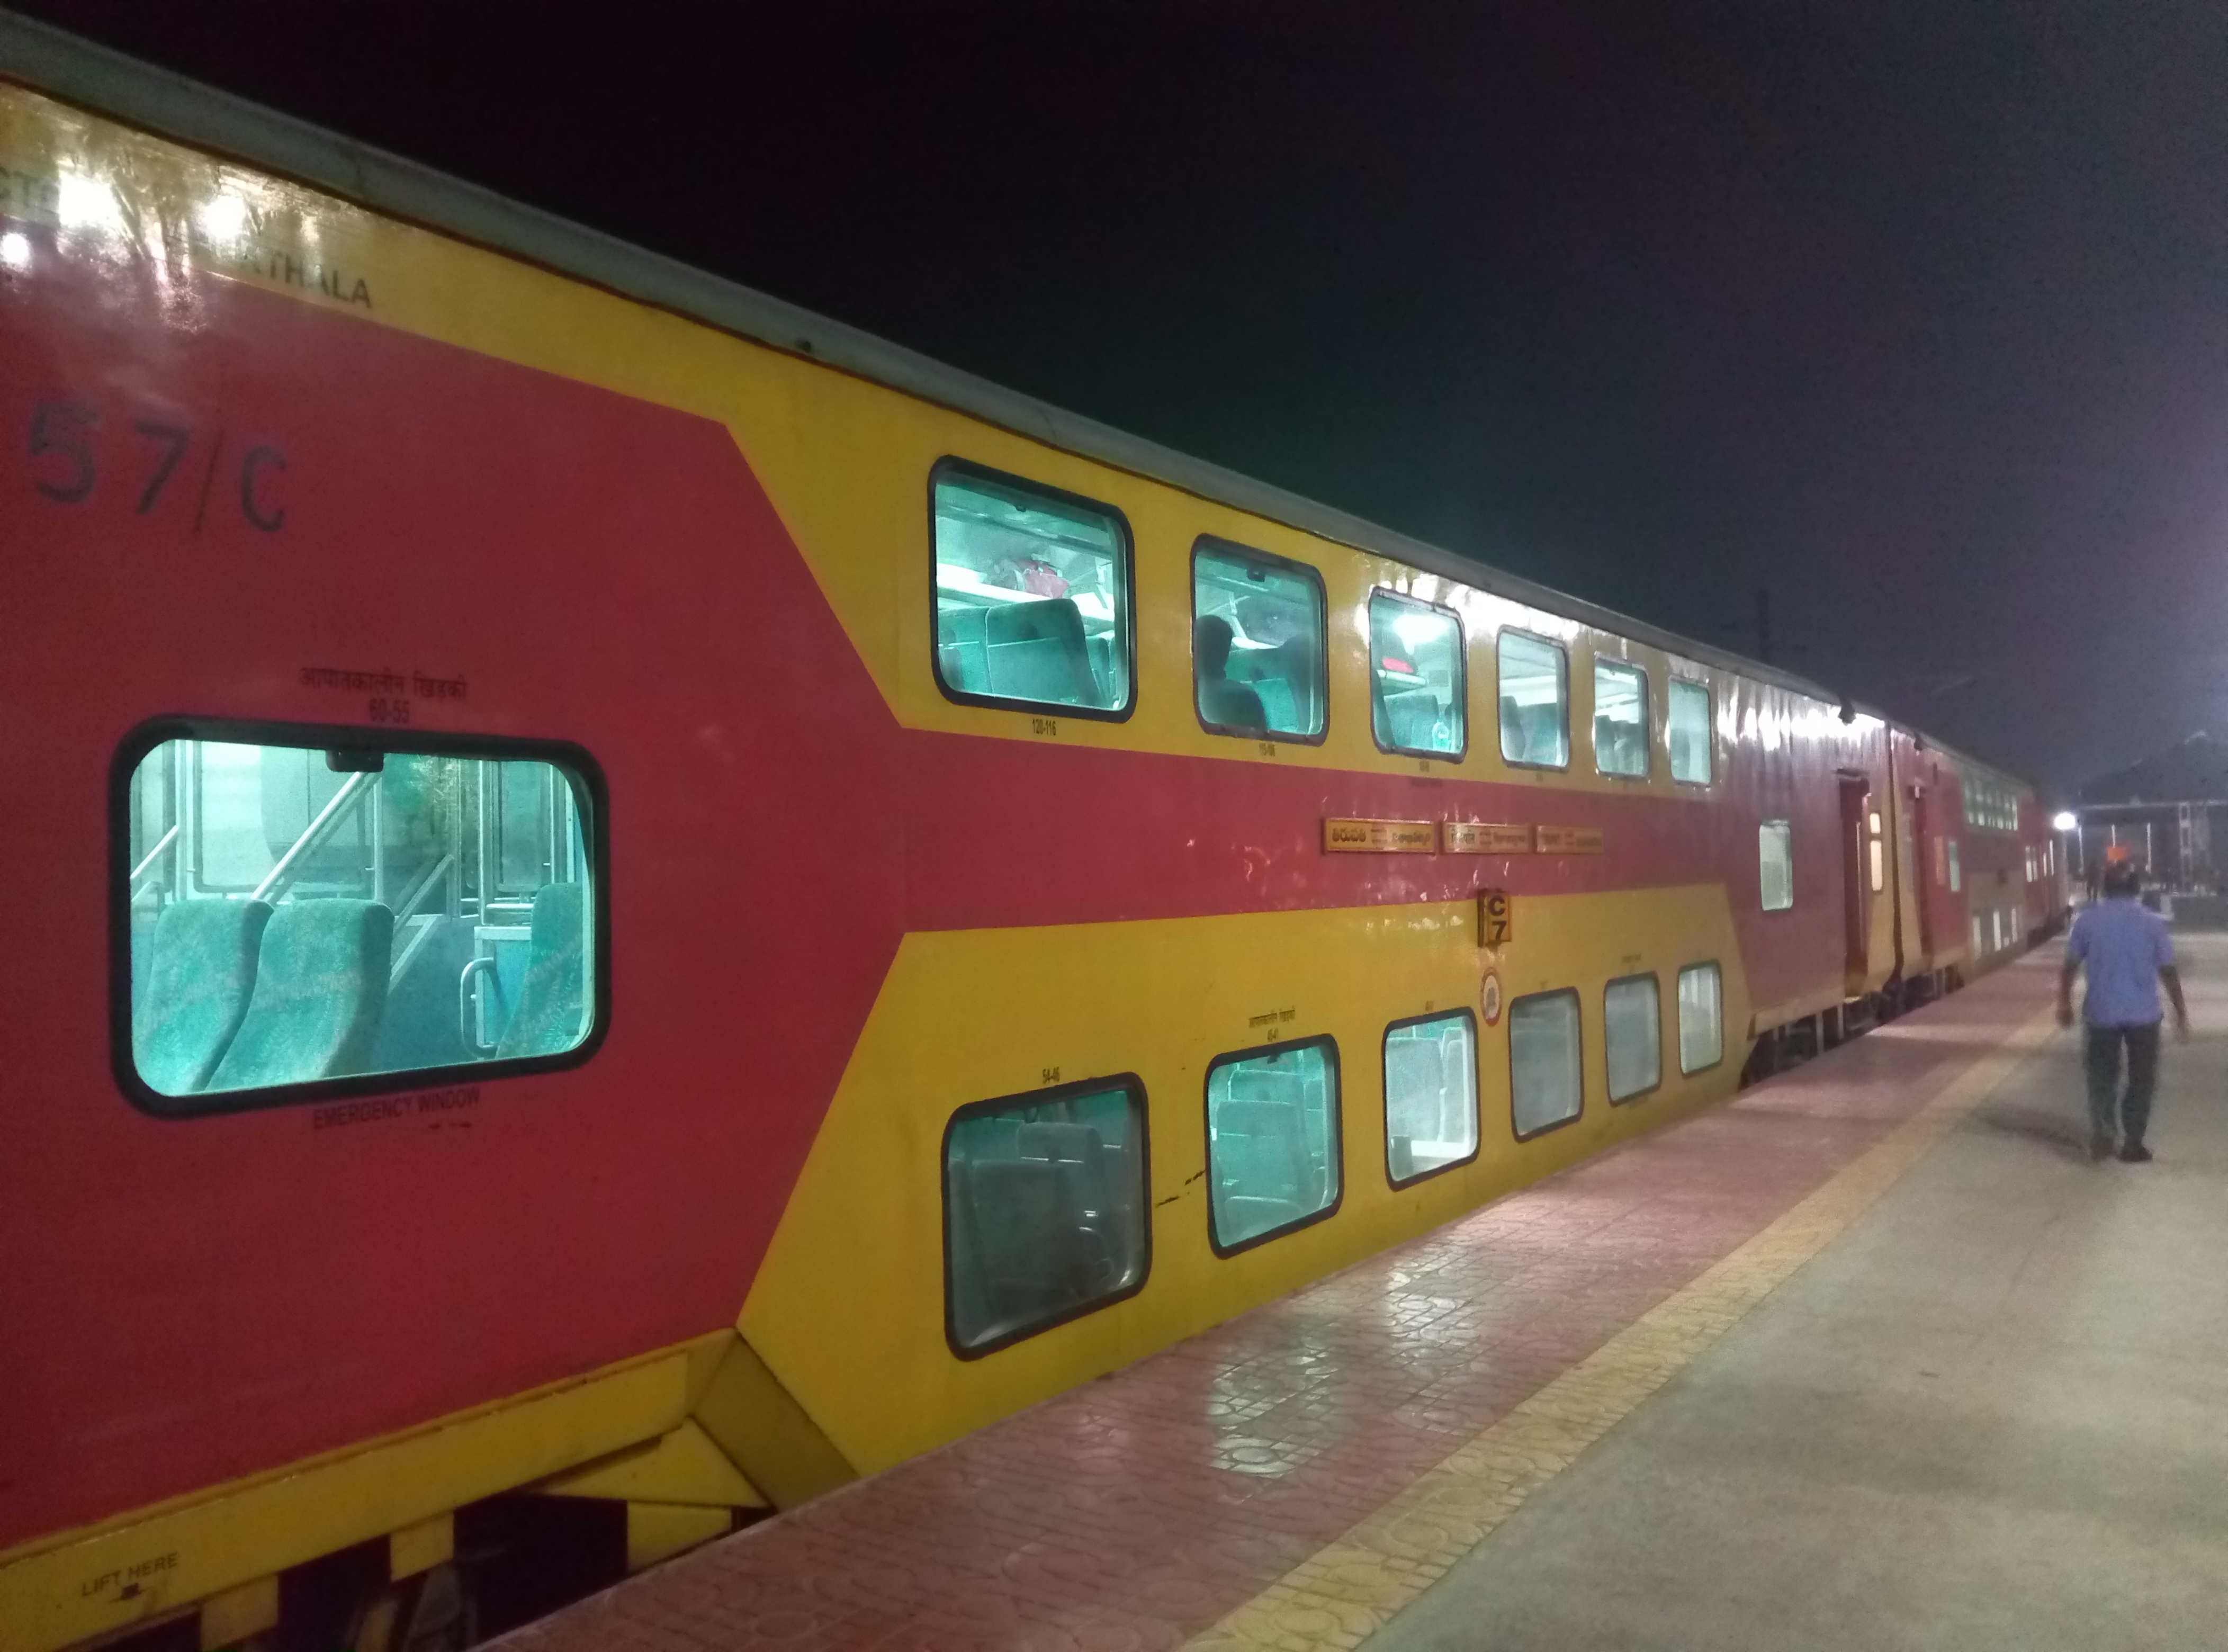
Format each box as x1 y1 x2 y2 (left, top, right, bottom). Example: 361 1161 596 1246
2066 897 2175 1027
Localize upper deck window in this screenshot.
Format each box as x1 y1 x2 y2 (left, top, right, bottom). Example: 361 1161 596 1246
1667 679 1712 784
1498 631 1569 769
1191 539 1326 740
1961 772 2019 833
1593 657 1649 778
119 724 603 1115
1369 591 1466 759
932 462 1134 719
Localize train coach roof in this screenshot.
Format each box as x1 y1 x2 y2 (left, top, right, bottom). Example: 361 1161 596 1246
0 12 2024 791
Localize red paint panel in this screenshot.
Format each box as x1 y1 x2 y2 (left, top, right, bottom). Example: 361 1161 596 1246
0 230 1870 1548
0 248 907 1544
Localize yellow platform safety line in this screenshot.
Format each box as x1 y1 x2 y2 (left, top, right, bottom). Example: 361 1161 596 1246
1186 998 2061 1652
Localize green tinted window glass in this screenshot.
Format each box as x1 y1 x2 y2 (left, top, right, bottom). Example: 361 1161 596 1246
933 466 1131 714
1386 1011 1477 1184
1678 963 1723 1073
1207 1038 1340 1251
1369 591 1465 757
124 734 597 1109
944 1081 1148 1354
1510 989 1583 1138
1604 974 1661 1102
1668 679 1712 784
1192 541 1326 738
1498 631 1569 768
1593 657 1649 778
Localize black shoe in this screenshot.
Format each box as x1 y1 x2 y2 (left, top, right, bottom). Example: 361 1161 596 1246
2090 1132 2115 1161
2119 1142 2153 1163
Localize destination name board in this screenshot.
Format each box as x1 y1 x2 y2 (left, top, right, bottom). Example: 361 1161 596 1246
1535 824 1606 854
1442 821 1534 855
1323 817 1438 854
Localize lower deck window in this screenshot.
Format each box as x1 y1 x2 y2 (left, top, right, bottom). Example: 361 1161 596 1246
121 729 600 1112
1510 989 1583 1138
1677 962 1723 1073
944 1079 1148 1355
1385 1011 1478 1183
1207 1037 1340 1252
1604 974 1661 1102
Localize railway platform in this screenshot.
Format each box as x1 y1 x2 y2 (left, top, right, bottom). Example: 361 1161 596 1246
497 940 2228 1651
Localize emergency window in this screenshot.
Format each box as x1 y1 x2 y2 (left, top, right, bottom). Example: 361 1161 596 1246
1369 591 1466 758
1191 539 1326 740
1385 1010 1478 1185
1759 820 1794 911
1207 1037 1340 1253
1668 678 1712 785
1498 631 1569 768
1510 989 1583 1139
1677 963 1723 1073
1604 974 1661 1102
120 728 601 1114
1593 657 1649 778
931 462 1133 717
944 1078 1148 1356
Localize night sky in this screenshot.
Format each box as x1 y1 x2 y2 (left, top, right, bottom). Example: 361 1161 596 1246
21 2 2228 791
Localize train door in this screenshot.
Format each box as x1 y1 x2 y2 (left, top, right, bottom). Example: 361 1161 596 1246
1839 774 1872 981
1908 785 1936 958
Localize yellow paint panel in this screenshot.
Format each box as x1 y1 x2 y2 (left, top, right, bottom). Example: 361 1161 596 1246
742 888 1751 1475
540 1423 766 1511
0 1335 724 1652
387 1513 453 1581
624 1504 731 1574
196 1575 276 1652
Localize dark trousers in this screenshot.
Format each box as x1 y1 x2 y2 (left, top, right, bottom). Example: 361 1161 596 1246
2084 1022 2161 1144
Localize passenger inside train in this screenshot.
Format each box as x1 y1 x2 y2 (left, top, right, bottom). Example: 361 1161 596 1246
1190 538 1326 739
124 738 595 1105
932 465 1133 712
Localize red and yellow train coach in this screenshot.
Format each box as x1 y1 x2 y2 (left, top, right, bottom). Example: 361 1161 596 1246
0 21 2065 1651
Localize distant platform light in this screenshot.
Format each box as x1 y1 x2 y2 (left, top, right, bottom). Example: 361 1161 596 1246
2052 811 2078 832
0 231 29 270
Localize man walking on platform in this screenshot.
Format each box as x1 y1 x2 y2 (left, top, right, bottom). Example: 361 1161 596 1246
2058 861 2189 1161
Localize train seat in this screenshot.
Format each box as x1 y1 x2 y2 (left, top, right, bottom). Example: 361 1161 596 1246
496 882 590 1060
209 900 393 1091
1499 694 1526 759
1520 703 1562 764
1380 688 1444 751
949 1156 1112 1339
937 606 990 694
1212 1096 1310 1214
984 598 1098 705
133 897 275 1094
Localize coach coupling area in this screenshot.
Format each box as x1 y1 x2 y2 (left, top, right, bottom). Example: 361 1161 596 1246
498 941 2228 1652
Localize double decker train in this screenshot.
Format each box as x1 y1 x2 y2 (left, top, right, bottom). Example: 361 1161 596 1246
0 18 2065 1652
